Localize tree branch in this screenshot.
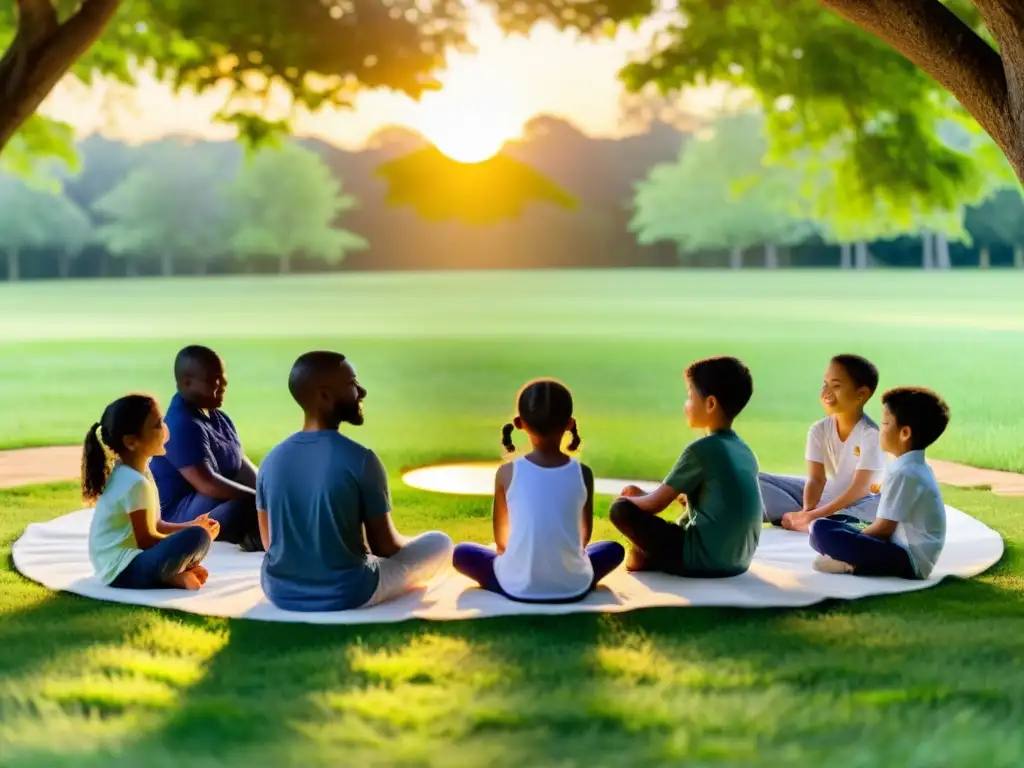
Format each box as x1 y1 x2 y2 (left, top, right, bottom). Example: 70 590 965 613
0 0 121 151
819 0 1017 159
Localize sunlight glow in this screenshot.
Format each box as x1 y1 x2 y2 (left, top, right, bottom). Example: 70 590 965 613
412 34 531 163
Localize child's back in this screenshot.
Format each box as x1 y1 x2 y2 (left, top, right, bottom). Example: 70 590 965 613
670 429 762 576
493 457 593 600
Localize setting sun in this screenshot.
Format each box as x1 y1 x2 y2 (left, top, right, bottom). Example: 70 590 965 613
412 40 529 164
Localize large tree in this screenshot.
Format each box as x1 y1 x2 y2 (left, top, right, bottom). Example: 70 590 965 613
623 0 1024 214
91 143 233 275
226 142 368 273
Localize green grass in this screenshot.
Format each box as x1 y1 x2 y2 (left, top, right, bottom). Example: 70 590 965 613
2 270 1024 766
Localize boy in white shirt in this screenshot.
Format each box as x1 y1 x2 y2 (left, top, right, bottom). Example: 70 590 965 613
760 354 886 533
810 387 950 578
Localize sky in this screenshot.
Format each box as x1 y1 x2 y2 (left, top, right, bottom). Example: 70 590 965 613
38 8 733 152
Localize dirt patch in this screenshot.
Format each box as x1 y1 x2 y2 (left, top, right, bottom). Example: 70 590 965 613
928 459 1024 497
0 446 81 490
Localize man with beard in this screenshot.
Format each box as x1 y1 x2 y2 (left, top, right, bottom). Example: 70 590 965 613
151 345 263 551
256 351 453 611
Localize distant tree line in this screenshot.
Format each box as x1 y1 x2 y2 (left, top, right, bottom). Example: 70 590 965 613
1 115 1022 281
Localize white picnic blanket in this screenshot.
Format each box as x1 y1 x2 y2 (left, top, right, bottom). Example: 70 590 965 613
12 501 1002 625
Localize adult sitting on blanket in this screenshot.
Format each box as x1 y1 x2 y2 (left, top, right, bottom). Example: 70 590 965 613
150 345 264 552
256 350 453 612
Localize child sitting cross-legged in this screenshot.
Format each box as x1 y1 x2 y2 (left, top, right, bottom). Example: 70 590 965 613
811 387 951 579
609 356 763 578
85 394 220 591
760 354 887 533
453 378 625 603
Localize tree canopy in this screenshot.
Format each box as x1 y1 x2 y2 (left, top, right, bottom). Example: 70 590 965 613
91 142 234 275
622 0 1024 206
631 113 814 263
0 173 90 278
0 0 653 159
226 142 368 273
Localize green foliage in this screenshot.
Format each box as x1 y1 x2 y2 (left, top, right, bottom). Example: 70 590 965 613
0 0 656 164
91 142 234 268
621 0 1002 221
631 112 815 256
0 174 89 251
966 187 1024 247
377 147 577 223
226 143 368 267
0 116 79 188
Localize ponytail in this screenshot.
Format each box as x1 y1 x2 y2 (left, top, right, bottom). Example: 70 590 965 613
82 422 112 504
501 422 516 453
567 422 581 452
81 393 158 504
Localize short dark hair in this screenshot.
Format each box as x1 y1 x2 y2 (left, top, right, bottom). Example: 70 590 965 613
882 387 950 451
685 356 753 421
174 345 221 381
831 354 879 395
288 351 347 408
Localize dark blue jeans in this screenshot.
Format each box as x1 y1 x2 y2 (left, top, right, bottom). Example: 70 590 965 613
809 518 917 579
112 527 211 589
453 541 626 603
165 492 262 550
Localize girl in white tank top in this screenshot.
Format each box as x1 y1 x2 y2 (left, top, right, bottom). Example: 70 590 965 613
452 379 625 602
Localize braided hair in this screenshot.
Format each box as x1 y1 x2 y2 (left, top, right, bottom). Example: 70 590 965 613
502 378 580 453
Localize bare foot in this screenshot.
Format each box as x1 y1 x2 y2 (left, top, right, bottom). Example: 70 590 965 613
188 565 209 585
167 571 203 591
621 485 644 498
625 547 650 572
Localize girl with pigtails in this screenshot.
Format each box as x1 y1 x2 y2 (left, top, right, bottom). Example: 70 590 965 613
453 379 625 602
84 394 219 591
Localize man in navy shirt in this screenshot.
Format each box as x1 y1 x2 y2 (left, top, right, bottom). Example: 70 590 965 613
151 345 263 551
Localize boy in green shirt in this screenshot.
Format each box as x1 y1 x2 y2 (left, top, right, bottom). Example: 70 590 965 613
609 356 763 577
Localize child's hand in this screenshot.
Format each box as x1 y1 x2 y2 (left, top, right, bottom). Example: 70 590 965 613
192 514 221 540
621 485 644 498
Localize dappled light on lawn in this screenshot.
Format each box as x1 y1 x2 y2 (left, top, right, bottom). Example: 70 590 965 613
376 146 576 223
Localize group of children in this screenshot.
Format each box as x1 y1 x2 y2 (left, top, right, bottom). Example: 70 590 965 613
82 351 951 606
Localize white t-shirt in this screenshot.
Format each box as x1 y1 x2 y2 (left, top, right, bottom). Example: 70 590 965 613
877 450 946 579
806 414 886 502
493 458 593 601
88 464 159 585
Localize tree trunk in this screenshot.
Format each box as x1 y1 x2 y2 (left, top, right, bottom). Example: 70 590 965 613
1016 245 1024 269
729 247 743 270
160 252 173 277
196 259 207 276
57 252 71 278
854 241 869 270
922 233 935 270
0 0 121 152
979 247 991 269
840 243 853 269
125 260 137 278
6 249 19 282
936 234 952 269
764 243 778 269
279 253 291 274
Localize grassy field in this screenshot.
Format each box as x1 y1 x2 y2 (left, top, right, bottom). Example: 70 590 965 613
2 270 1023 766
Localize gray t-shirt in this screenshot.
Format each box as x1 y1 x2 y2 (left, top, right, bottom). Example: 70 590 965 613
257 431 391 611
